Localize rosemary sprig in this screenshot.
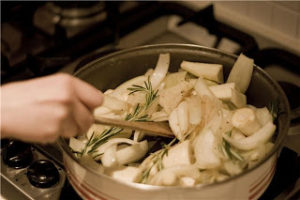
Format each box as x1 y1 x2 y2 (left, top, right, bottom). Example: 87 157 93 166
127 76 159 109
134 114 149 122
125 104 150 122
83 77 158 157
221 130 244 161
139 167 151 184
80 132 95 156
125 103 142 121
92 153 104 159
88 127 123 154
138 138 177 184
221 139 244 162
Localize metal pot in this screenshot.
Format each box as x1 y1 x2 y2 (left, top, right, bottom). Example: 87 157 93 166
58 44 290 200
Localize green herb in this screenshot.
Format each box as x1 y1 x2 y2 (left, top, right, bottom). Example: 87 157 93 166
125 103 142 121
84 77 158 157
222 139 244 162
88 127 123 154
138 138 177 184
221 131 244 162
134 114 149 122
127 76 159 109
125 104 151 122
139 167 151 184
229 148 244 161
80 132 95 156
92 153 104 159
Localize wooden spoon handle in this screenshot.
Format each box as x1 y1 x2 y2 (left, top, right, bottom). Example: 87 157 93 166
94 116 173 138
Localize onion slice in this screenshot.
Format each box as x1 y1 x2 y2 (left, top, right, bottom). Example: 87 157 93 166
150 53 170 89
223 121 276 150
194 128 222 169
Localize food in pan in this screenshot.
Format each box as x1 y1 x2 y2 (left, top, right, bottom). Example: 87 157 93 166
69 53 277 186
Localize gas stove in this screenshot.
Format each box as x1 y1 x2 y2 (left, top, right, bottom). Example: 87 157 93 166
1 1 300 200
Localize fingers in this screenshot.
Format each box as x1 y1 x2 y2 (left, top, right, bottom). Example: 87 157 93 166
72 99 94 134
72 77 104 111
55 75 98 138
61 114 79 138
2 73 102 143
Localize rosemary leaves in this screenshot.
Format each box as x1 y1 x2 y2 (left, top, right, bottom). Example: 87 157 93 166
138 138 177 183
127 76 159 109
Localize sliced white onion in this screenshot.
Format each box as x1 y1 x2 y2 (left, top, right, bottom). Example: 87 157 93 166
105 166 140 183
116 140 148 165
193 128 222 169
133 130 145 142
127 92 146 106
169 109 181 140
144 68 154 77
69 137 86 153
104 89 114 95
180 176 196 186
194 77 215 98
177 101 189 136
94 138 136 156
150 53 170 89
164 71 187 89
101 144 118 168
231 107 261 136
223 161 242 176
149 165 200 186
231 129 246 140
168 101 190 141
159 81 193 114
110 75 147 101
151 111 169 122
93 106 112 116
162 140 193 168
79 155 104 172
221 108 233 133
102 94 129 112
86 124 106 140
181 61 224 83
226 54 254 93
186 96 202 125
223 121 276 150
255 107 273 125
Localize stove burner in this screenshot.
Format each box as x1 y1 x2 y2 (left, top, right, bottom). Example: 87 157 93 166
33 2 107 38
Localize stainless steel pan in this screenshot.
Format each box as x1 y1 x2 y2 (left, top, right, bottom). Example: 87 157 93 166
59 44 290 200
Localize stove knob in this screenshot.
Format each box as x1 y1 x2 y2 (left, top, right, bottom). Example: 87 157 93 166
27 160 60 188
2 140 33 169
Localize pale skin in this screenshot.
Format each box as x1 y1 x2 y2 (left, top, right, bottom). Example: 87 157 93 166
1 73 104 143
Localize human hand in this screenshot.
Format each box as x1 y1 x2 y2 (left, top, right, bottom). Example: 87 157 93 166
1 73 104 143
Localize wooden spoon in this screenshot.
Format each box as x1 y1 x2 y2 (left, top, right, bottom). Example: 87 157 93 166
94 116 174 138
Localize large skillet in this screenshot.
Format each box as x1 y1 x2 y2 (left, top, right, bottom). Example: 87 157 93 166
59 44 290 200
